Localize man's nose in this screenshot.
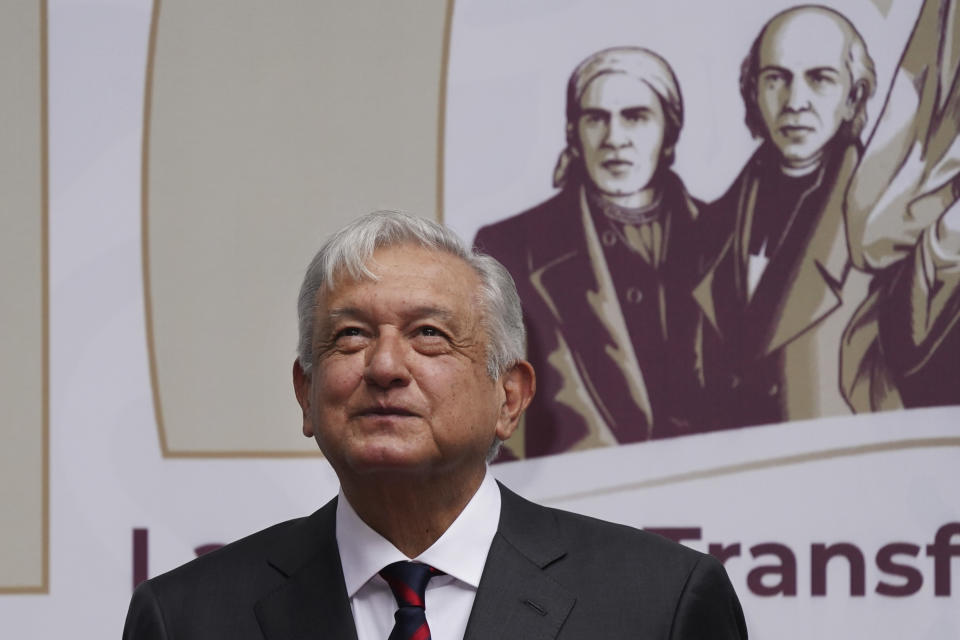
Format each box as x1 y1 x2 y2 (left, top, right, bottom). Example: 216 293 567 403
784 79 812 112
363 331 411 389
604 116 631 147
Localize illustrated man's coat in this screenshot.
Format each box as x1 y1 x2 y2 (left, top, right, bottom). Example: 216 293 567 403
475 171 709 458
693 141 871 428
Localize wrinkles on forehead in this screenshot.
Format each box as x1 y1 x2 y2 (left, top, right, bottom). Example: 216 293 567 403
324 305 459 329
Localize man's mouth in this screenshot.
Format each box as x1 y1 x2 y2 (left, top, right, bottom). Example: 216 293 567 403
355 406 418 418
778 125 815 136
602 159 633 171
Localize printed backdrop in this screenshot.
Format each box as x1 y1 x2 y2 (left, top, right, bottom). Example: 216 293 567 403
1 0 957 638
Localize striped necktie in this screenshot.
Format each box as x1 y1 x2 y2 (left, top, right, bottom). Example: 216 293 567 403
379 561 444 640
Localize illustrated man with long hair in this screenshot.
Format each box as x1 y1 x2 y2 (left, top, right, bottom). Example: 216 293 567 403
475 47 709 457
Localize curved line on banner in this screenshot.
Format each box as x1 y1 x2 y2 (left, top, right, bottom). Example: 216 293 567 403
541 436 960 504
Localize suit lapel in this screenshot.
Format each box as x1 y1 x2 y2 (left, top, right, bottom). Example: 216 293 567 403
531 186 654 441
255 498 359 640
762 257 843 354
692 241 728 336
761 145 858 354
464 484 576 640
692 164 757 337
694 145 858 355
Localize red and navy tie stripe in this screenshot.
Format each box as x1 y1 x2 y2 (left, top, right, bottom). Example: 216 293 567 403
379 561 444 640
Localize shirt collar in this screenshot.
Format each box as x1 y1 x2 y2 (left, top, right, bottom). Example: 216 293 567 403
336 470 501 597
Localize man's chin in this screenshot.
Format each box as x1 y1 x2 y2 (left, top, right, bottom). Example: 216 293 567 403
594 183 650 199
344 448 438 475
775 145 824 169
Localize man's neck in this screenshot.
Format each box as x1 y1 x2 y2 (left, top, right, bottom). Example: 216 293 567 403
779 151 823 177
340 464 487 558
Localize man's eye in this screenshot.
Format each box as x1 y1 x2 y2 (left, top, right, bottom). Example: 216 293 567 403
413 326 451 354
762 73 785 88
809 72 836 86
417 326 446 338
335 327 363 339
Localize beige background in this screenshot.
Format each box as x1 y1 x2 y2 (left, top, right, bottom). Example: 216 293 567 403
0 1 46 592
145 0 449 455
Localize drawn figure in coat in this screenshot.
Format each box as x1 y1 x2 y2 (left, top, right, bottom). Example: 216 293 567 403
693 5 876 429
474 47 710 459
841 0 960 412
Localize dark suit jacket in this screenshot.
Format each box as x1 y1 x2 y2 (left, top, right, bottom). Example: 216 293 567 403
123 483 747 639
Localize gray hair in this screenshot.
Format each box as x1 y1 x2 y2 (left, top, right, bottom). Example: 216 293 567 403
740 5 877 141
296 210 526 382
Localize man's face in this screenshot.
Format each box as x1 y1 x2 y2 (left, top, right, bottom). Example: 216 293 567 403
576 72 666 200
756 10 856 167
295 244 515 481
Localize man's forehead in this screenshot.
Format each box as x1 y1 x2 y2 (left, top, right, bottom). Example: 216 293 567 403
579 73 659 110
315 244 483 319
760 11 849 70
325 244 469 285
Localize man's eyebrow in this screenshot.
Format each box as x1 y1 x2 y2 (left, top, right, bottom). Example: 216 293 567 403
758 65 791 75
806 66 841 75
621 106 654 114
326 307 364 323
406 306 457 324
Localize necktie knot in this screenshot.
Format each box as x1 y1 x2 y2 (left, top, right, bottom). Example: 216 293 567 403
379 561 444 640
379 561 443 608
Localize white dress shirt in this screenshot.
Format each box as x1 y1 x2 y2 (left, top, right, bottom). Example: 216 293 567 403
336 470 501 640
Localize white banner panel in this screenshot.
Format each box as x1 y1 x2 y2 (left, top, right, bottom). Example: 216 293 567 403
0 0 957 638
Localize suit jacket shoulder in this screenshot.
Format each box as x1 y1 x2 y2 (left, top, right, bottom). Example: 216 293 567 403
123 498 357 640
466 484 748 639
124 485 746 639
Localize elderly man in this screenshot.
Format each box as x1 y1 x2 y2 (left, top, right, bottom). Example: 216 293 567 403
475 47 709 459
693 6 876 429
123 211 747 639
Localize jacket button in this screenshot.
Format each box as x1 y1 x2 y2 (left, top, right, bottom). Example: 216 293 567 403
768 383 779 396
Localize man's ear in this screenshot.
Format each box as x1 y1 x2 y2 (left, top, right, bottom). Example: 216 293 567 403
292 359 315 438
845 80 867 120
494 360 536 442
